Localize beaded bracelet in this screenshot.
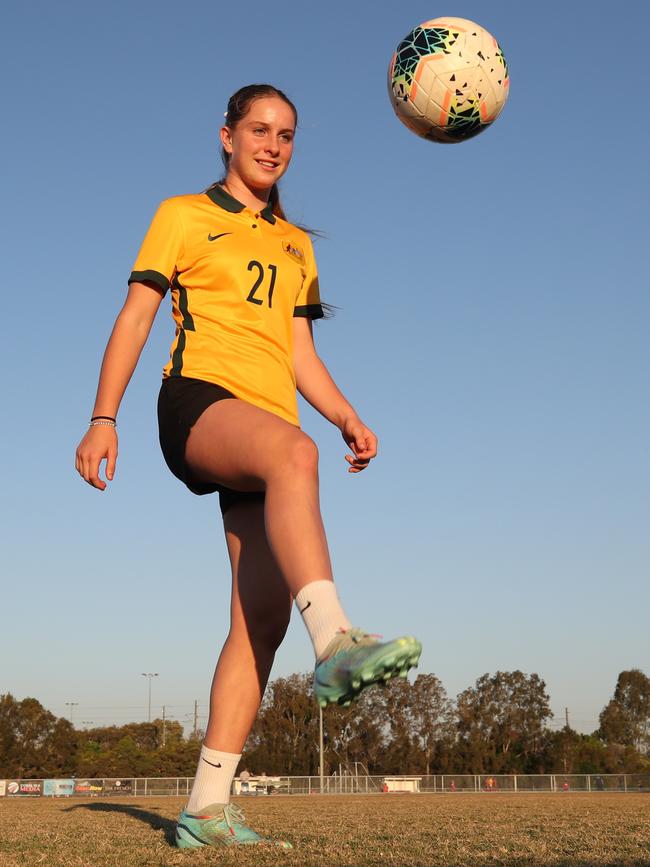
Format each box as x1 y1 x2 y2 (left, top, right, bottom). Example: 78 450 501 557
89 420 117 428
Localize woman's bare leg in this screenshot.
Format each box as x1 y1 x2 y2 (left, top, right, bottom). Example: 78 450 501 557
203 499 292 752
185 398 334 597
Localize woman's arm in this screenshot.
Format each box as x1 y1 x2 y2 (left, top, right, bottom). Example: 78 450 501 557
75 281 165 490
293 317 378 472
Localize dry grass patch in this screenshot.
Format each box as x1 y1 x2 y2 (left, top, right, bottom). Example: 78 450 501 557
0 793 648 866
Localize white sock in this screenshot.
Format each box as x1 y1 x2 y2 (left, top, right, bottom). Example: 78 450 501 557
295 580 352 660
186 746 241 813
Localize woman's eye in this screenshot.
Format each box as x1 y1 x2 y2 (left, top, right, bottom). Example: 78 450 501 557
280 134 293 144
253 128 266 135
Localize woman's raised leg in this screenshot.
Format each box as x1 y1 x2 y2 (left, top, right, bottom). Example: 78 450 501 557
185 397 421 714
185 398 333 597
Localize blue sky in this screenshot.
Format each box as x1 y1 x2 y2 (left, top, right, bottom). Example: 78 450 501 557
2 0 648 738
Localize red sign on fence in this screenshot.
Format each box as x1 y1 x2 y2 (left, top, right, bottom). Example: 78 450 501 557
74 780 103 795
7 780 43 796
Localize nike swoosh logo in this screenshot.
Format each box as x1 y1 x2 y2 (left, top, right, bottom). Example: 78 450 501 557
201 758 222 768
299 600 312 614
208 232 231 242
177 823 211 845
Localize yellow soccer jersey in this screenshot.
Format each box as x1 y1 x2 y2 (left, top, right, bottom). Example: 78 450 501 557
129 186 323 426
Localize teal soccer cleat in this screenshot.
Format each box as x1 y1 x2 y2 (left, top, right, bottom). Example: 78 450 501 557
314 627 422 708
175 802 292 849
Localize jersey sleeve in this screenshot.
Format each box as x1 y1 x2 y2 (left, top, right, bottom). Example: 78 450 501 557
294 237 324 320
128 199 184 294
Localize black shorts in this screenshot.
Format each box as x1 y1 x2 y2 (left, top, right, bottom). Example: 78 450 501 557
157 376 265 516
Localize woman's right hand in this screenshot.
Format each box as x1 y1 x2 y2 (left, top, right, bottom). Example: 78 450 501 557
73 281 164 491
75 427 118 491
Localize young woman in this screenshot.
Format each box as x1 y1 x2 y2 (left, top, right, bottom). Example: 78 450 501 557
76 84 421 849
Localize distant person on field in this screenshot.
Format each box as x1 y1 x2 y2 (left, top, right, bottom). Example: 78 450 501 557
239 768 251 793
75 83 421 850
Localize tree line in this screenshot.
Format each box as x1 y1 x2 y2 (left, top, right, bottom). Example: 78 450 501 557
1 669 648 779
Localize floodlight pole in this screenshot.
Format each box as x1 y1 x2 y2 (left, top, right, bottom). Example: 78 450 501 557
319 705 324 791
141 673 159 722
65 702 79 725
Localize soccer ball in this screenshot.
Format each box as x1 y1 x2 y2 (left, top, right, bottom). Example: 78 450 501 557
388 17 509 143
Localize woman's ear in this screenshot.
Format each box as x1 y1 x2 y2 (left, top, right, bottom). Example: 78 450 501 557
220 125 233 154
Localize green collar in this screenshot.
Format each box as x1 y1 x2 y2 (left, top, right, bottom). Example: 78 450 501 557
206 184 276 224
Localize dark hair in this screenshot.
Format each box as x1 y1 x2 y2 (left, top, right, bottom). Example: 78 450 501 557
212 83 297 221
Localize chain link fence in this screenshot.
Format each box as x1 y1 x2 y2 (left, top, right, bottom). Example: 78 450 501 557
2 773 649 798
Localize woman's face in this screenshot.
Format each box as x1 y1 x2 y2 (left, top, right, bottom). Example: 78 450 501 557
221 96 296 192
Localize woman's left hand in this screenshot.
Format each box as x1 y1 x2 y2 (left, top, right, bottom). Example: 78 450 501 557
341 417 378 473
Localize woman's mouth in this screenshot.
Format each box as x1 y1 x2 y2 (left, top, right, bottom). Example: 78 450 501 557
256 159 278 171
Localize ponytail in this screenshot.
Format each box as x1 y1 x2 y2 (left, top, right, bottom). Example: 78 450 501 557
268 183 287 221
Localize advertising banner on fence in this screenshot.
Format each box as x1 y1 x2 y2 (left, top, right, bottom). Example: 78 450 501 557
103 779 134 795
7 780 43 796
43 779 75 797
0 781 6 796
74 779 104 796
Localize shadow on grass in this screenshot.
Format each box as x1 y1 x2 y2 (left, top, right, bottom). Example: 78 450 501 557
63 801 177 846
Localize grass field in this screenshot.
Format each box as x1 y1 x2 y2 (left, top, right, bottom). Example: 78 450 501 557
1 793 649 866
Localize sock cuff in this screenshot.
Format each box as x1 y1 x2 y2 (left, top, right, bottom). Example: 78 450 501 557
200 746 241 767
295 580 340 608
187 746 242 813
201 744 242 762
295 580 352 659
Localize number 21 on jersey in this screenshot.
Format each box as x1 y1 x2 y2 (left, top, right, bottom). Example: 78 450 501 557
246 260 277 308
